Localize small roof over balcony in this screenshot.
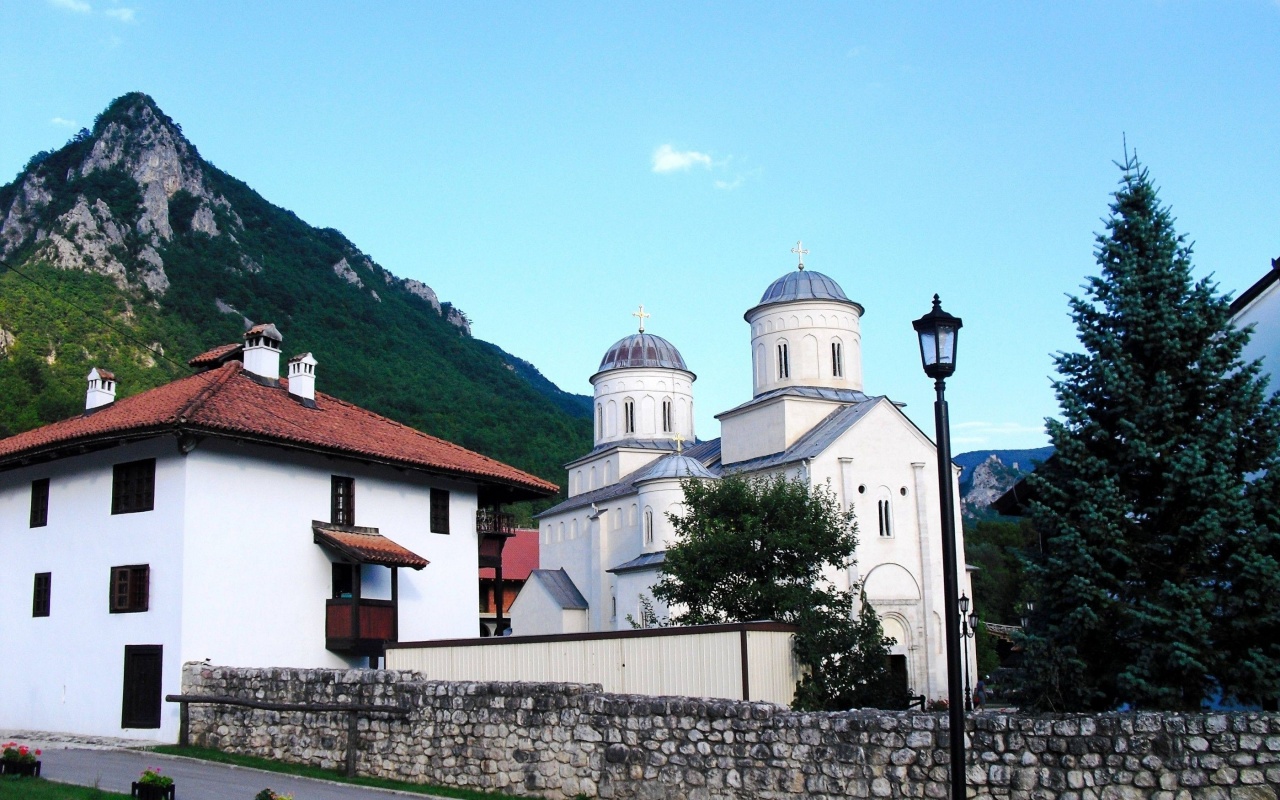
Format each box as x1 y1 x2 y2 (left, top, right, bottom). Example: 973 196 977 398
313 521 429 569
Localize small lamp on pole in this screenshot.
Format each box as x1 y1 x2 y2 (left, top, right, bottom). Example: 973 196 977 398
959 594 976 712
913 294 965 800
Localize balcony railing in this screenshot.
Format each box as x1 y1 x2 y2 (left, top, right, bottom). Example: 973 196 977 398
325 598 394 656
476 509 516 537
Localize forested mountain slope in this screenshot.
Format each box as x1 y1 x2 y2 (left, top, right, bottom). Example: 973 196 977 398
0 93 590 495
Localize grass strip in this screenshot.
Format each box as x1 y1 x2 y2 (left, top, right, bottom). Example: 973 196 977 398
150 746 506 799
0 776 131 799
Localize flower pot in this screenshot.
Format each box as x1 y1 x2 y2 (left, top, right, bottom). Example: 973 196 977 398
132 782 175 800
2 760 41 777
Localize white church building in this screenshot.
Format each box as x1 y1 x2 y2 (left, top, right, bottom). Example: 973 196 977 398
516 256 973 701
0 324 554 740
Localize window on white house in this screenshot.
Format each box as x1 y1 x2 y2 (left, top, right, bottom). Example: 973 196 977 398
30 478 49 528
111 460 155 515
662 399 672 433
644 507 654 545
33 572 51 617
777 343 790 379
832 342 844 378
331 476 355 526
430 488 450 534
109 564 149 613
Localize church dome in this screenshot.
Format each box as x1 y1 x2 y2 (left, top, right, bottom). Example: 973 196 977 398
757 268 851 306
635 453 718 483
597 333 688 373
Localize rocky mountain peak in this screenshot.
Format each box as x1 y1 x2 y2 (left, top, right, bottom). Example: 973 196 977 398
0 92 240 295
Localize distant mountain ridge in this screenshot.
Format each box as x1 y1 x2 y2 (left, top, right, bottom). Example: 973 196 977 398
954 447 1053 519
0 92 590 496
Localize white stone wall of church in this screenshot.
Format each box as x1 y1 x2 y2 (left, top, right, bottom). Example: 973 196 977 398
747 299 863 395
590 367 695 448
1235 279 1279 393
180 440 481 671
0 438 187 741
800 401 972 700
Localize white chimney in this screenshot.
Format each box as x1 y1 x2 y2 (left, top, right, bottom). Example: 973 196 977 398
287 352 318 402
242 323 283 381
86 367 116 410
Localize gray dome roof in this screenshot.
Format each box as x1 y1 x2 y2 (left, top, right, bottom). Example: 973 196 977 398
635 454 718 483
597 333 688 373
758 268 851 305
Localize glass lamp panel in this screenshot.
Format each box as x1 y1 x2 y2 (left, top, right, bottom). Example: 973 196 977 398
918 329 938 367
938 325 957 365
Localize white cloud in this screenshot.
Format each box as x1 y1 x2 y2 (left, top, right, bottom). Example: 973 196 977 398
50 117 78 128
49 0 92 12
104 7 135 21
714 177 744 191
950 420 1049 448
651 144 712 174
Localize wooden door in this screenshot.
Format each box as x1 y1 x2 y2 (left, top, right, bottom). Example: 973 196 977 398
121 645 163 729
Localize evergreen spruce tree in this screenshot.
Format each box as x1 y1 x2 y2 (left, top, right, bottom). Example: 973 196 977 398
1022 155 1280 711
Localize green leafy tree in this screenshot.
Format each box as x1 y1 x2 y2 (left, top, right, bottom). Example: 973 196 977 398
1022 155 1280 711
652 474 903 710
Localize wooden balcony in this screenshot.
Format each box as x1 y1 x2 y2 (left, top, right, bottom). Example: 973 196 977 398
326 598 395 656
476 509 516 538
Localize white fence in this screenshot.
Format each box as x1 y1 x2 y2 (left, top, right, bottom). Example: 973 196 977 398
386 622 801 706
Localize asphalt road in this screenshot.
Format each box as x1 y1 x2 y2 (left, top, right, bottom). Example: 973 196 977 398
30 747 451 800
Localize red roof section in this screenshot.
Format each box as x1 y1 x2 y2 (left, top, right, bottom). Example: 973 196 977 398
0 360 557 497
495 528 540 581
314 524 429 569
188 343 242 368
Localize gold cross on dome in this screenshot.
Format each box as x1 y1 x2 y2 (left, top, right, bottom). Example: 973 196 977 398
633 304 650 333
791 240 809 271
674 433 685 453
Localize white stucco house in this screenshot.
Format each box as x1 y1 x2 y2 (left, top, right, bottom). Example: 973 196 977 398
1232 257 1279 392
0 324 555 741
517 257 973 701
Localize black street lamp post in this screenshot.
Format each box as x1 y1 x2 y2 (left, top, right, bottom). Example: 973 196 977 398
959 594 978 711
913 294 966 800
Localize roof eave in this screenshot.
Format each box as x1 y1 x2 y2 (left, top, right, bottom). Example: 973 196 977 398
0 421 556 499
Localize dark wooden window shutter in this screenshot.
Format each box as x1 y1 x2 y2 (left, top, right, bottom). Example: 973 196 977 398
331 476 355 526
30 478 49 528
430 488 450 534
32 572 51 617
111 460 155 515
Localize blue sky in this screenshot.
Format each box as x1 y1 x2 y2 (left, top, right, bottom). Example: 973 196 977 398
3 2 1278 451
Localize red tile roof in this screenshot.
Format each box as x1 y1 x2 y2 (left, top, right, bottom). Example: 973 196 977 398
313 523 429 569
0 360 558 499
495 528 540 581
188 343 243 368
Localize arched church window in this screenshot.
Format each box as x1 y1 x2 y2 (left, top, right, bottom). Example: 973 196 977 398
624 399 636 434
878 499 893 538
596 404 603 438
832 341 844 378
777 342 790 379
661 399 672 433
644 507 654 545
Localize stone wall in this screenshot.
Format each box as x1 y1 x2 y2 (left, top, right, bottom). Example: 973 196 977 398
182 664 1280 799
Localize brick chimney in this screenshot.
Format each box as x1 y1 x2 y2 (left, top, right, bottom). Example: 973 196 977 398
242 323 283 381
86 367 116 411
287 352 317 404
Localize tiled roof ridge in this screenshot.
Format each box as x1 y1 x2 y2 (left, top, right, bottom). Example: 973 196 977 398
175 360 243 422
